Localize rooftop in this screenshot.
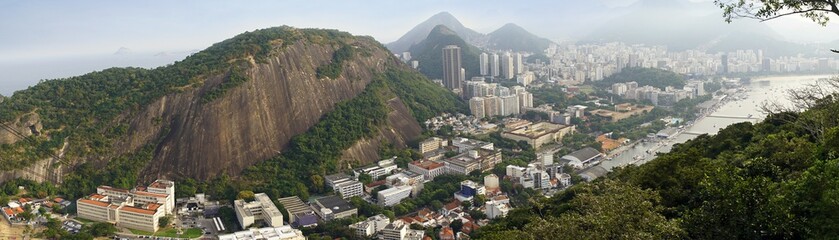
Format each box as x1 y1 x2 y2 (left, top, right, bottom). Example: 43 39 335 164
314 195 355 213
277 196 314 215
562 147 602 162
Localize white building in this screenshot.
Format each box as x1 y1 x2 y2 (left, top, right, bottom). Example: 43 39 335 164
499 95 520 116
378 186 413 206
379 220 409 240
234 193 284 229
76 180 174 233
485 200 511 219
514 53 524 74
501 52 514 79
217 226 305 240
469 97 486 118
484 174 499 191
480 52 489 76
350 214 391 237
490 53 500 77
408 160 446 181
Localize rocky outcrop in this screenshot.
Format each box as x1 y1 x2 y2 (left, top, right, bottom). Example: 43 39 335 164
0 141 66 183
108 38 395 180
339 97 422 168
0 112 42 145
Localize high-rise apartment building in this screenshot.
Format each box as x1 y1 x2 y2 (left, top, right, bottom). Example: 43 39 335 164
479 52 489 76
442 45 463 92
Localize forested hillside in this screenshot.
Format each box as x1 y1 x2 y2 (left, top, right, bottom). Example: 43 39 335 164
0 27 466 200
595 67 686 89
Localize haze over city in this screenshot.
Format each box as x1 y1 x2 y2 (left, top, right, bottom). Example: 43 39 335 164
2 0 839 95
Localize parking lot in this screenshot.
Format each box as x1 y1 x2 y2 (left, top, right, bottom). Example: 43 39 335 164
177 214 219 236
61 220 82 234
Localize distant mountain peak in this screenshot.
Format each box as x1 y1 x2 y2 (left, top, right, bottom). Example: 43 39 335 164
114 47 132 55
488 23 553 53
386 12 484 53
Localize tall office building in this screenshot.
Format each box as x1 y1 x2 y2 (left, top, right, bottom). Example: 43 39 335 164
480 52 489 76
501 52 514 79
514 53 523 74
442 45 463 92
721 54 729 74
490 53 500 77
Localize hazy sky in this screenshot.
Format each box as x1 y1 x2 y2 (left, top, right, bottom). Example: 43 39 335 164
1 0 838 95
3 0 838 61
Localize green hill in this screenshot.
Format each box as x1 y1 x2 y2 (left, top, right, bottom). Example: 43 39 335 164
596 67 686 89
487 23 553 53
0 26 465 200
409 25 482 80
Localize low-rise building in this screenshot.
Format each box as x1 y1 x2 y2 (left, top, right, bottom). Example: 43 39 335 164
217 226 305 240
485 200 510 219
419 137 448 154
350 214 391 237
408 160 446 180
312 195 357 220
75 180 174 232
501 121 575 149
234 193 283 229
451 137 494 152
379 220 409 240
378 185 413 206
277 196 317 228
560 147 604 168
443 149 502 175
454 180 485 202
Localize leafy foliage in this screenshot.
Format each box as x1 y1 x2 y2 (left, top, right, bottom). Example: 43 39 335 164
595 67 686 89
316 44 355 79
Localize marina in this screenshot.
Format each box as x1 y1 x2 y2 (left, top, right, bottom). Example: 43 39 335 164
599 75 831 171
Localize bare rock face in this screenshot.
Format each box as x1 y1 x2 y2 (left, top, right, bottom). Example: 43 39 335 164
339 97 422 167
0 112 42 145
107 38 400 180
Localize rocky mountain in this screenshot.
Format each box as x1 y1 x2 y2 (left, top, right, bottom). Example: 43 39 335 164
409 25 482 80
0 27 464 186
488 23 554 53
386 12 486 54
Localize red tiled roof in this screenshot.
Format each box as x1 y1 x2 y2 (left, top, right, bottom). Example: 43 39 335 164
146 203 161 211
120 206 156 215
53 198 64 203
78 199 110 207
3 208 13 216
365 180 386 188
98 186 129 193
13 207 24 214
444 200 461 211
133 191 167 198
89 194 106 200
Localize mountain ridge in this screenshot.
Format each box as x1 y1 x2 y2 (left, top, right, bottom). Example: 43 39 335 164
386 12 485 54
409 25 482 80
0 27 464 189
